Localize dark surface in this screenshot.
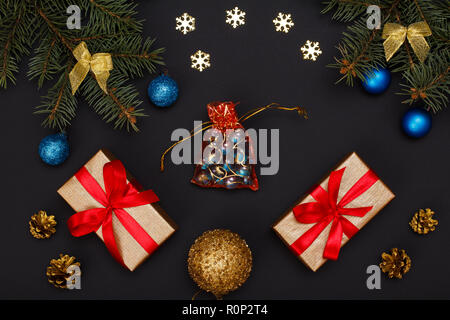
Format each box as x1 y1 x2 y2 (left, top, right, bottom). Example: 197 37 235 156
1 0 449 299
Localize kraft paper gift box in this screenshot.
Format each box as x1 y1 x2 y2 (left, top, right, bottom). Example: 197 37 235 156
273 152 395 271
58 149 177 271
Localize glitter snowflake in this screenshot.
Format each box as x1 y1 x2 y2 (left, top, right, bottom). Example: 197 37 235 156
273 12 294 33
191 50 211 72
226 7 246 29
176 13 196 35
300 40 322 61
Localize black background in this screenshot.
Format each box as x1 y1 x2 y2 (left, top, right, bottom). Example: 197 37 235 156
1 0 449 300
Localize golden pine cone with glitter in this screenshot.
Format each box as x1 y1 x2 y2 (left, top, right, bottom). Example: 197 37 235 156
29 210 57 239
410 208 438 234
188 229 252 299
46 254 81 289
379 248 411 279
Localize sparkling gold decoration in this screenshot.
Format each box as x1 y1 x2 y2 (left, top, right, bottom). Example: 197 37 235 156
300 40 322 61
379 248 411 279
191 50 211 72
226 7 246 29
382 21 432 63
187 229 252 299
69 41 113 95
176 12 196 35
29 210 57 239
410 208 438 234
273 12 294 33
46 254 81 289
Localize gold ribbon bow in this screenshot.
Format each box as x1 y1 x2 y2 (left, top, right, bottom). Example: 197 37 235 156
69 41 113 95
382 21 432 63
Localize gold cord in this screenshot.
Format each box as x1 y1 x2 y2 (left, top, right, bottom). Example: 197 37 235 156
160 122 213 171
238 103 308 122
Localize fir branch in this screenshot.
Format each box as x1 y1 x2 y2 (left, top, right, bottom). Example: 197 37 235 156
87 0 142 33
87 35 165 78
0 5 23 87
0 0 34 88
400 51 450 113
321 0 390 22
384 2 424 72
35 61 77 131
329 19 385 86
43 38 57 76
393 6 415 70
36 5 74 52
80 73 145 131
411 0 427 23
385 0 402 17
1 0 164 131
89 0 131 22
421 2 450 46
71 33 119 42
323 0 450 114
28 36 63 88
326 0 405 85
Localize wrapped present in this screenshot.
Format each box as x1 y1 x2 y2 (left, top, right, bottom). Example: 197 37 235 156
58 149 177 271
273 152 395 271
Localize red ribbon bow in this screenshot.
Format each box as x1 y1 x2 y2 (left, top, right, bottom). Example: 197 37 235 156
67 160 160 268
291 167 379 260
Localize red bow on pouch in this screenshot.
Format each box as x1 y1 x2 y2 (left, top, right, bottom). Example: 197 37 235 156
291 167 379 260
67 160 159 267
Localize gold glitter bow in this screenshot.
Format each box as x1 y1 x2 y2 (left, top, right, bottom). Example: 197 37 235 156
69 41 113 95
382 21 432 63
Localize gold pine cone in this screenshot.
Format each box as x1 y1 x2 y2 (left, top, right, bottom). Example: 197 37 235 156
187 229 252 299
410 208 438 234
379 248 411 279
46 254 81 289
29 210 57 239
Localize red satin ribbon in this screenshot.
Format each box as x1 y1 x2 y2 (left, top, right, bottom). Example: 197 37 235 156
67 160 160 267
291 167 379 260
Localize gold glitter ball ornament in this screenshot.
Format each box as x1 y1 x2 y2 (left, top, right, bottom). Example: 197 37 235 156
410 208 438 234
187 229 252 299
380 248 411 279
29 210 57 239
46 254 81 289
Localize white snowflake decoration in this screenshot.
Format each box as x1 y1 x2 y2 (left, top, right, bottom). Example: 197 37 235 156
273 12 294 33
191 50 211 72
226 7 246 29
300 40 322 61
176 13 196 35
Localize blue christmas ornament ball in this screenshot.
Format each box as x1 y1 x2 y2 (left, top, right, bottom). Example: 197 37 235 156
147 75 179 107
401 107 432 138
362 67 391 94
38 133 70 165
